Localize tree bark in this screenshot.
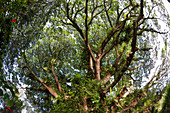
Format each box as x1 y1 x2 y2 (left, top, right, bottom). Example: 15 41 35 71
95 59 101 80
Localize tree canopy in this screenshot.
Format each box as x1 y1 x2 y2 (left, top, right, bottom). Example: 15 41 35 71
0 0 31 112
1 0 170 112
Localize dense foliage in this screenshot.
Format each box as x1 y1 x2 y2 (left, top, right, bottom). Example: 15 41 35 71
1 0 170 112
0 0 29 112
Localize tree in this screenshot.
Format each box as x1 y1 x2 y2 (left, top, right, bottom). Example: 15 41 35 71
5 0 169 112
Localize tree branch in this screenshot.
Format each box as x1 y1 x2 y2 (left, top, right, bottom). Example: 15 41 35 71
142 28 168 34
82 96 88 112
102 73 111 85
51 58 62 91
85 0 88 45
104 0 113 27
60 19 73 25
116 86 128 101
23 50 58 98
100 4 138 59
128 63 143 71
33 64 50 73
73 7 84 21
99 25 120 56
66 2 96 61
71 1 76 16
88 8 104 26
100 41 116 59
106 0 143 91
89 56 95 77
116 5 130 25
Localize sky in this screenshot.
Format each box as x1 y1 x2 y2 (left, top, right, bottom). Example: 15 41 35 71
149 0 170 79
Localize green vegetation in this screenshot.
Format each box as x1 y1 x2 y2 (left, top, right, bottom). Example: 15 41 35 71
0 0 169 112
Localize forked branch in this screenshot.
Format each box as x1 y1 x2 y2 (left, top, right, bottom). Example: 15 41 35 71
23 50 58 98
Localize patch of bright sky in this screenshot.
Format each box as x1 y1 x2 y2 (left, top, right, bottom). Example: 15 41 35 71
142 0 170 87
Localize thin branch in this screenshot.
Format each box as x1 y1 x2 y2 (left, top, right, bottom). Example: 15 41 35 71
144 60 168 91
20 86 48 92
37 46 42 67
144 17 166 22
88 4 103 25
33 64 50 73
140 0 144 17
142 28 168 34
85 0 89 45
104 0 113 27
60 18 73 25
114 46 121 71
116 86 128 100
128 63 143 71
88 8 104 26
100 24 128 59
73 7 84 21
147 5 157 17
137 25 145 35
125 73 140 82
17 60 27 69
115 46 120 58
100 41 115 59
66 1 70 18
66 2 85 39
123 87 132 97
138 47 152 51
110 86 128 112
116 5 130 25
69 19 96 61
71 1 76 16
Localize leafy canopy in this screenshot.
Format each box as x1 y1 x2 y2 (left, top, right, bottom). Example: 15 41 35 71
3 0 170 112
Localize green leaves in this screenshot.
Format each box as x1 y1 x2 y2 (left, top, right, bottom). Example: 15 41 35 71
0 0 169 112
